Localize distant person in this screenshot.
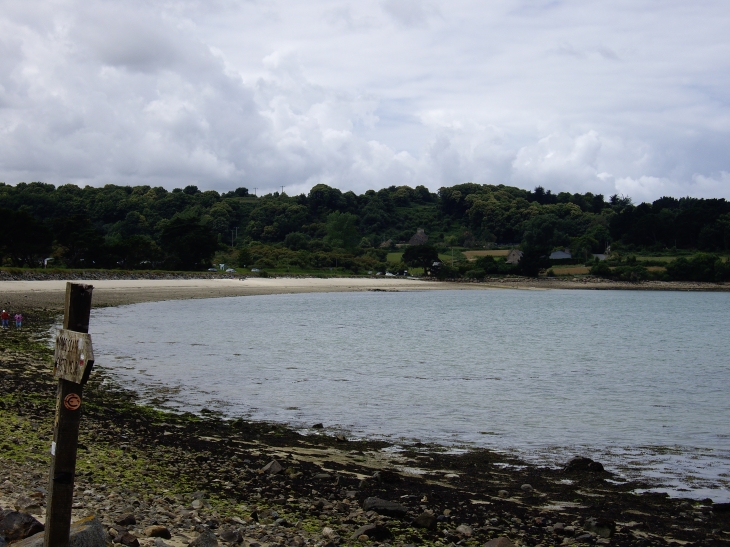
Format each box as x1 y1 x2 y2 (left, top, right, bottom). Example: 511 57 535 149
1 310 9 329
14 313 22 328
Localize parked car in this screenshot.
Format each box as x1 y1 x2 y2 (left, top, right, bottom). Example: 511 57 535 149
225 268 236 273
250 268 260 272
207 268 217 272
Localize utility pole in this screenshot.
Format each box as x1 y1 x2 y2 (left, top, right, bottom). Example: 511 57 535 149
280 186 285 195
253 187 257 196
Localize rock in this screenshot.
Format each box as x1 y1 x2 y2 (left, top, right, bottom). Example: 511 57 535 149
520 484 533 492
144 526 172 539
117 532 140 547
411 512 437 530
362 497 408 518
497 490 508 498
0 482 14 492
0 510 44 542
218 529 241 543
321 527 336 539
455 524 473 536
14 496 41 515
260 460 283 475
154 539 172 547
191 500 204 510
372 470 401 484
13 516 106 547
553 522 565 534
484 538 517 547
583 517 614 538
349 524 392 541
189 530 218 547
563 457 604 473
713 503 730 513
312 423 324 429
115 514 136 526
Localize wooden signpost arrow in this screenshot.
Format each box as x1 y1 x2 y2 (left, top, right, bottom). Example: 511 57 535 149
45 283 95 547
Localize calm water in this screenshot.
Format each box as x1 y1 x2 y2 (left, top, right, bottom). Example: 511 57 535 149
88 289 730 502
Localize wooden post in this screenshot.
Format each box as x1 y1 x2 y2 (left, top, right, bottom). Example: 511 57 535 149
45 283 94 547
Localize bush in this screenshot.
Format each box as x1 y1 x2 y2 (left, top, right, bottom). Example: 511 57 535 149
666 253 730 282
590 262 612 277
466 269 485 280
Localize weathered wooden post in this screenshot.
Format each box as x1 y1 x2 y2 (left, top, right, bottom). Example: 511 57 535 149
45 283 95 547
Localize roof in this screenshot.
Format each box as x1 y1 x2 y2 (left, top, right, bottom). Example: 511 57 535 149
408 228 428 246
505 249 523 264
549 250 573 259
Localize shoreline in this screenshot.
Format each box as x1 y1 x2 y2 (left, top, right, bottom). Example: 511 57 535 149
2 289 730 546
1 275 728 310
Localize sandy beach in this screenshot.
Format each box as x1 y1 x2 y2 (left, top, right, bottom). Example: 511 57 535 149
0 277 479 309
2 275 728 310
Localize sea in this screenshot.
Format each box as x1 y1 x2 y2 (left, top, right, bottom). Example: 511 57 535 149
86 289 730 502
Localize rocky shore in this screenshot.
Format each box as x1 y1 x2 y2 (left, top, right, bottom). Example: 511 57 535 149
1 308 729 547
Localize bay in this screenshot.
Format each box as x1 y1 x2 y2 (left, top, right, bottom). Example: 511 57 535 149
89 289 730 502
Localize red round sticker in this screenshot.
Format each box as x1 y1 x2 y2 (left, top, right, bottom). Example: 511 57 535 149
64 393 81 411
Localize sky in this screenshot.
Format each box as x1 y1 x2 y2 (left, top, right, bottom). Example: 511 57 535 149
1 0 729 203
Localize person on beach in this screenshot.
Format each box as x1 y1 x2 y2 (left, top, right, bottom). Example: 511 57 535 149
14 313 22 328
1 310 9 329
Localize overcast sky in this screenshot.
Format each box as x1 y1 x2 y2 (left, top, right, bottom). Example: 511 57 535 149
2 1 729 202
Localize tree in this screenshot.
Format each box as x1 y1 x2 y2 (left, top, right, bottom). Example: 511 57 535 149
325 211 359 250
53 214 106 268
0 209 53 267
402 245 440 275
159 215 218 270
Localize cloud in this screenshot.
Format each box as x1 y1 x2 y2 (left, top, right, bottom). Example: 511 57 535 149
0 0 729 202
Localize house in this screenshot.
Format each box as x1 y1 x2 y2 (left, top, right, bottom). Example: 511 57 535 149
408 228 428 246
379 239 392 248
505 249 523 264
549 250 573 260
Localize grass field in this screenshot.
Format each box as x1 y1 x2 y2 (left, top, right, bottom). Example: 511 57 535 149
550 266 590 275
387 252 462 264
463 250 510 261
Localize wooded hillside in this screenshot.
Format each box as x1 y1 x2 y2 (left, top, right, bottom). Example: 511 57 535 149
1 181 729 275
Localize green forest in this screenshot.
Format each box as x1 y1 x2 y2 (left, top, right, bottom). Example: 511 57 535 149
1 181 729 281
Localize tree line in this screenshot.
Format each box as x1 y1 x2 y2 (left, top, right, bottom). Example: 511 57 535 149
1 181 729 277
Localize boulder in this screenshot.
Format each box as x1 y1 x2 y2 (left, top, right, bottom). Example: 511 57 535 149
13 516 106 547
144 526 172 539
455 524 473 536
0 510 44 542
115 514 136 526
411 512 437 530
362 497 408 518
189 530 218 547
484 538 516 547
260 460 283 475
116 532 139 547
563 457 604 473
218 529 241 543
349 524 392 541
372 470 401 484
583 517 614 538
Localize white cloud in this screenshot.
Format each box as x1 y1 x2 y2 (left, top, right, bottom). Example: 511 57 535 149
0 0 729 201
